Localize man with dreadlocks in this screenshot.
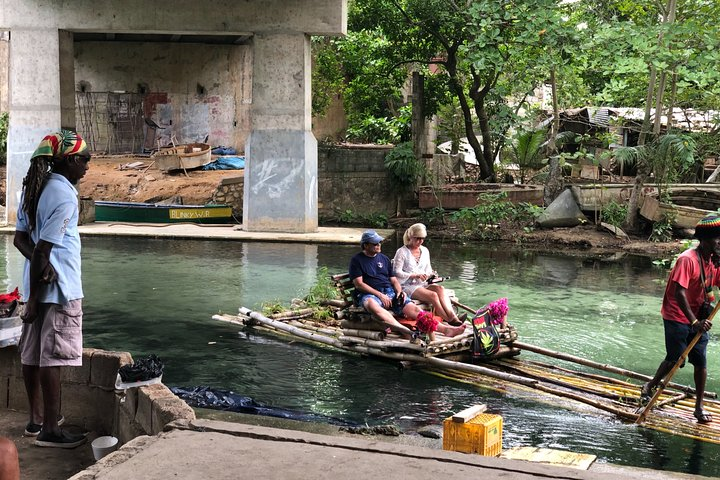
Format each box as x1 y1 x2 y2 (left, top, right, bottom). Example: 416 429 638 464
13 130 90 448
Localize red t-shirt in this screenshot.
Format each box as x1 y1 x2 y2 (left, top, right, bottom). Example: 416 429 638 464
661 248 720 324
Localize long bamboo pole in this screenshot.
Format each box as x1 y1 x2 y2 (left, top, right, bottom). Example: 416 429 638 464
451 299 477 314
636 302 720 424
239 307 345 349
513 341 716 398
269 308 315 319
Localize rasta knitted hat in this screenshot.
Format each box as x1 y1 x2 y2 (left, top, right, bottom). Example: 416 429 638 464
31 130 88 160
694 214 720 240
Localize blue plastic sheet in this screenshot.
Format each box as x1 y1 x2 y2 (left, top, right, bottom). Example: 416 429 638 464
202 156 245 170
211 146 237 155
170 386 354 426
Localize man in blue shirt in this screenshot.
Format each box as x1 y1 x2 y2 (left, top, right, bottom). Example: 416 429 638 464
14 130 90 448
349 230 423 340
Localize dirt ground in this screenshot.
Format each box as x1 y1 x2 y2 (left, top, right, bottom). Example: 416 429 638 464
77 155 239 205
0 156 238 207
0 158 682 259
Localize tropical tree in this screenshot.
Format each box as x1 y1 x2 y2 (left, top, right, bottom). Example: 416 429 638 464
508 129 547 184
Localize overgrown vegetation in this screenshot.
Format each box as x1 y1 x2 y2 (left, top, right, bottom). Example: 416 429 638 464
261 301 287 316
385 142 427 215
0 112 8 165
304 267 340 307
601 200 629 228
449 192 544 239
649 211 676 243
334 209 388 228
420 206 446 226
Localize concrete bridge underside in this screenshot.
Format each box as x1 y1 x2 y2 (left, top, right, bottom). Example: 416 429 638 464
0 0 347 232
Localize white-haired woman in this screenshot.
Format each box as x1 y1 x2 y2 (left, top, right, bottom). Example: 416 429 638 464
392 223 466 326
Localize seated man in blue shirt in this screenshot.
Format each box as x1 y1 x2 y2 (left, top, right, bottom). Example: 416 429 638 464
349 230 424 341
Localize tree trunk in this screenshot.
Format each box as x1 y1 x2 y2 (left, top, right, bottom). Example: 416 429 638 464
475 101 495 181
543 67 563 204
544 156 564 206
625 0 677 232
445 48 493 181
411 71 426 159
653 71 667 135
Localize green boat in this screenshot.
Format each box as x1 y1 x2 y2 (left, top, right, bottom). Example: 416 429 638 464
94 201 235 224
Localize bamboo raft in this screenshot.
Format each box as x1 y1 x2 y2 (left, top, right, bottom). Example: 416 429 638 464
213 305 720 445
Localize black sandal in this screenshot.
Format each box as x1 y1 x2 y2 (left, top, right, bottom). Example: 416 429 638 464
448 312 468 326
695 409 713 424
639 383 655 406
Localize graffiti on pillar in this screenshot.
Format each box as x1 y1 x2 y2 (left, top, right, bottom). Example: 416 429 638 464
252 158 304 199
309 175 317 210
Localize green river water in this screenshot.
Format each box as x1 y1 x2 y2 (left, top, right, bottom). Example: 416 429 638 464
2 234 720 476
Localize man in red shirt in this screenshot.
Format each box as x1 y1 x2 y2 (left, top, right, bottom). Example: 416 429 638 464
641 214 720 424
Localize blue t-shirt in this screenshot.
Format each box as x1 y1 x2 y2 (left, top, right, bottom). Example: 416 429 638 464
16 173 83 304
349 252 395 297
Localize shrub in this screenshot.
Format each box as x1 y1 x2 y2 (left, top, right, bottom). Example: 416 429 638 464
601 200 628 228
0 112 8 165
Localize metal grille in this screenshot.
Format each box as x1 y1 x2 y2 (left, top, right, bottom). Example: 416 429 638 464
76 92 145 154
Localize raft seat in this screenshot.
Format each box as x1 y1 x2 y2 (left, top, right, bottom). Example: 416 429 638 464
330 273 455 320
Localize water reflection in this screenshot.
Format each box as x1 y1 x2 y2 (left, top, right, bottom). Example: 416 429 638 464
2 236 720 476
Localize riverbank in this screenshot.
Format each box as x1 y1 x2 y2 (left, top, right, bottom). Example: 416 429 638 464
0 162 686 260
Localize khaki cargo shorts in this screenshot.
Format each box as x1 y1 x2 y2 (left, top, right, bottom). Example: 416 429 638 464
19 299 83 367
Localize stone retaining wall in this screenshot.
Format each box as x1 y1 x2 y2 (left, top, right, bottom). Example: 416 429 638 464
211 145 412 219
0 346 194 446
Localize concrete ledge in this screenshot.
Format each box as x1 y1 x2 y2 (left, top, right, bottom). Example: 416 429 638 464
136 383 179 435
90 349 133 390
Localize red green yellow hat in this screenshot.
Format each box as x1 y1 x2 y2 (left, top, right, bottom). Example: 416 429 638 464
31 130 88 160
694 214 720 239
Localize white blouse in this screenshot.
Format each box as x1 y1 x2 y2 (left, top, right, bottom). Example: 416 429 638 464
392 245 434 296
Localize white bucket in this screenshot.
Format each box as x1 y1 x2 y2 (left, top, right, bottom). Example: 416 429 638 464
91 436 119 461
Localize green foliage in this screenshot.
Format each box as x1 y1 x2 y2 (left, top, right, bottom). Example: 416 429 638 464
450 193 515 233
346 106 411 144
512 202 545 224
384 142 427 193
311 38 345 118
616 133 696 200
420 207 446 226
691 132 720 168
601 200 628 228
261 301 287 316
450 192 544 239
509 128 547 183
649 211 676 243
304 266 341 307
0 112 8 165
436 99 465 154
335 209 388 228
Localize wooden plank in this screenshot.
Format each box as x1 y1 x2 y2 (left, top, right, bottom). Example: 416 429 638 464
501 447 596 470
452 404 487 423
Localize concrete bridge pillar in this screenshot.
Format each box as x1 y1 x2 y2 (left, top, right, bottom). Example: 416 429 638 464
5 29 75 223
243 33 318 233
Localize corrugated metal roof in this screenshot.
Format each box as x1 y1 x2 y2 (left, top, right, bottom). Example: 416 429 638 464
556 107 719 132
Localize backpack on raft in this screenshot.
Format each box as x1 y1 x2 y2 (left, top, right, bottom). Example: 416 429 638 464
470 309 500 360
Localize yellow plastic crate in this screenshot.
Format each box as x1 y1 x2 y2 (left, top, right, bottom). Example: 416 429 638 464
443 413 503 456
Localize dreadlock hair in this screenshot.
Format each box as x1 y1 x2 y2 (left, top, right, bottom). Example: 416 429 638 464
21 156 53 233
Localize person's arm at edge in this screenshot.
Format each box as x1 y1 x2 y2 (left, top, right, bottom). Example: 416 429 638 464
22 240 54 323
392 247 413 283
675 285 712 332
13 231 34 260
352 275 392 309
